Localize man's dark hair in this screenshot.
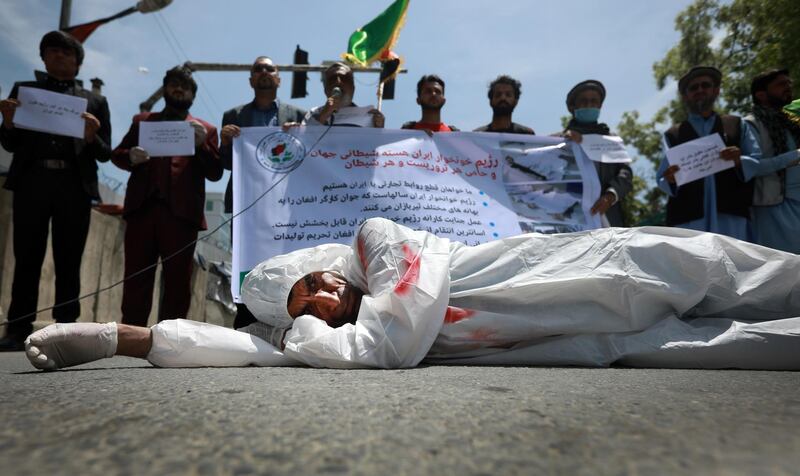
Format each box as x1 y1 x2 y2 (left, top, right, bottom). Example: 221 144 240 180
751 68 790 103
488 75 522 100
417 74 445 97
163 66 198 95
39 30 84 66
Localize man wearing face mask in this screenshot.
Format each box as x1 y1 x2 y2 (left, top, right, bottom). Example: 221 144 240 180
302 62 384 128
219 56 306 329
0 31 112 351
562 80 633 227
111 67 223 327
744 69 800 253
656 66 762 240
474 75 535 134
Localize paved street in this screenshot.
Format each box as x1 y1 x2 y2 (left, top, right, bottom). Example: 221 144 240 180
1 352 799 475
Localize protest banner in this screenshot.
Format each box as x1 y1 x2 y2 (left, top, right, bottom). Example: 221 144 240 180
139 121 194 156
231 127 602 299
665 133 729 186
13 86 87 139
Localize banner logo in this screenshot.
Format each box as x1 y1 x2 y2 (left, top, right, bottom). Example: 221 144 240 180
255 132 306 173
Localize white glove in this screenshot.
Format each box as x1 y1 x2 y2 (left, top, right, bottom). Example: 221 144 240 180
129 146 150 165
190 121 207 147
25 322 118 371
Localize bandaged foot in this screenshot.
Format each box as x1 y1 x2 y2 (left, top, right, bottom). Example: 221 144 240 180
25 322 118 370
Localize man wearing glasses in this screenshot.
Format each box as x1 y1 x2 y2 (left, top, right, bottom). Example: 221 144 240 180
656 66 762 240
219 56 306 329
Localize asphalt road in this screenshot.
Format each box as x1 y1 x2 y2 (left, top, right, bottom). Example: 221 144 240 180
1 352 799 475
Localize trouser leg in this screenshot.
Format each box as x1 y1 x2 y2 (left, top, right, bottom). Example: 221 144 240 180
156 204 196 322
121 206 159 327
50 174 91 323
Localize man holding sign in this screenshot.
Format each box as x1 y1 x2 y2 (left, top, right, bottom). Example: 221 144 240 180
657 66 762 240
0 31 111 351
111 67 222 327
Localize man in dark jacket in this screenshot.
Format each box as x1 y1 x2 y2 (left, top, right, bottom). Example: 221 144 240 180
474 75 535 134
219 56 306 328
112 67 222 327
0 31 112 350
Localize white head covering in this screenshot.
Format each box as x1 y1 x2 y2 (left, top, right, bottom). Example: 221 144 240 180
240 243 354 328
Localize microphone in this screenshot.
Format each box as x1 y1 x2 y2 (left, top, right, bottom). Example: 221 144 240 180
331 87 343 99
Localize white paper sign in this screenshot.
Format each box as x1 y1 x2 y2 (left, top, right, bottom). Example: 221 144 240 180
13 86 87 139
139 121 194 157
665 133 730 186
331 106 377 127
579 135 633 163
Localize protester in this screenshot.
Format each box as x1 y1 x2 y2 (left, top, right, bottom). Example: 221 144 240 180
219 56 306 328
25 218 800 371
302 62 384 128
0 31 112 351
474 75 535 134
111 67 222 327
562 80 633 226
401 75 459 133
744 69 800 253
656 66 762 239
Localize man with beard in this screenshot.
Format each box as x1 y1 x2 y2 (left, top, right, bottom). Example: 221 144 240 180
0 31 112 351
303 62 384 128
562 80 633 227
111 67 223 327
474 75 535 134
401 75 459 133
744 69 800 253
219 56 305 328
657 66 762 240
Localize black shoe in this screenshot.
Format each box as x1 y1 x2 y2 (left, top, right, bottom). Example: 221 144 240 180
0 335 26 352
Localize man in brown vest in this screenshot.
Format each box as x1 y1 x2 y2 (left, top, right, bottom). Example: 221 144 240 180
656 66 762 240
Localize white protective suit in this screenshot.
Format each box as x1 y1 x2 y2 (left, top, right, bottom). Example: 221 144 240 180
147 218 800 370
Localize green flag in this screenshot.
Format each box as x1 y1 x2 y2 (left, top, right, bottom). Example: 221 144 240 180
342 0 409 66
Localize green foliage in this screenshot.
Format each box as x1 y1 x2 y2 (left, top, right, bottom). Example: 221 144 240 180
616 0 800 225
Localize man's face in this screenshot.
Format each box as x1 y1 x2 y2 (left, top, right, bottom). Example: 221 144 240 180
249 58 280 92
324 67 355 105
163 78 195 111
573 89 603 110
763 74 793 108
683 75 719 114
287 271 362 327
417 81 445 111
490 83 518 115
42 46 78 80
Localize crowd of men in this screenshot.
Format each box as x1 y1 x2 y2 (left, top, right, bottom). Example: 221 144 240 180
0 30 798 350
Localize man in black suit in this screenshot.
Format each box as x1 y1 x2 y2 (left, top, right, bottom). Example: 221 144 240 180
0 31 112 350
219 56 306 328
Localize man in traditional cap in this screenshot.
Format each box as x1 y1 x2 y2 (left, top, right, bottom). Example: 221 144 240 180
562 80 633 226
111 67 223 328
656 66 762 239
474 75 535 134
219 56 306 329
743 68 800 253
402 75 459 133
23 218 800 371
0 31 112 351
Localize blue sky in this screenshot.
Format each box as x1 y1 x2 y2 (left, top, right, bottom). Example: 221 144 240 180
0 0 696 192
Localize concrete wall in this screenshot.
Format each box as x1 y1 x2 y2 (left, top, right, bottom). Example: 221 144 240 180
0 178 234 336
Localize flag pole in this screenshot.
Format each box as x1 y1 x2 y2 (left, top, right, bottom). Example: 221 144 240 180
377 82 384 112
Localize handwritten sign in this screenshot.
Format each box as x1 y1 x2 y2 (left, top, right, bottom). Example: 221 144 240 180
231 128 603 300
579 134 632 163
13 86 87 139
139 121 194 157
331 106 377 127
665 133 729 186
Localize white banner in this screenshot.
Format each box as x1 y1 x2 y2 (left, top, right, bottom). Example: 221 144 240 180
232 127 602 299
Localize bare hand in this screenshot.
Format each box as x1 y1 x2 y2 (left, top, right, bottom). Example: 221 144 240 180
82 112 101 143
0 98 20 129
220 124 241 146
190 121 207 147
369 109 385 128
663 164 680 184
564 129 583 143
719 146 741 167
591 192 616 215
282 122 302 131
